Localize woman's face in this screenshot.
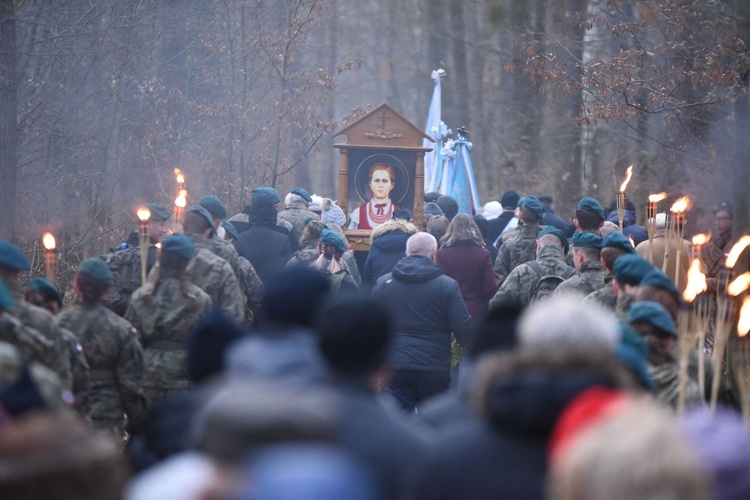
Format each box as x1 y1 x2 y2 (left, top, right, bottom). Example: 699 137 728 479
369 169 394 201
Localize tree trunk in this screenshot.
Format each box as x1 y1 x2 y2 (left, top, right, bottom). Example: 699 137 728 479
0 1 16 239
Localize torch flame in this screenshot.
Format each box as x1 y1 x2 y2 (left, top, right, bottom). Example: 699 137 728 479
619 165 634 192
174 168 185 185
628 236 635 248
728 272 750 297
739 297 750 337
683 259 708 302
175 189 187 208
648 192 667 203
670 196 691 213
726 235 750 269
136 207 151 221
42 232 56 250
692 233 710 246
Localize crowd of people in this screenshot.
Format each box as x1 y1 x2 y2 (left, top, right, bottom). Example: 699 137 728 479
0 185 747 499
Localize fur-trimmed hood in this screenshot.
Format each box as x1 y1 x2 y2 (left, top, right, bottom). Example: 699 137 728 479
369 219 418 243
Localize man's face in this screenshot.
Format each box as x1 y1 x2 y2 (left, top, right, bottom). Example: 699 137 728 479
149 218 170 243
715 210 732 236
369 169 394 201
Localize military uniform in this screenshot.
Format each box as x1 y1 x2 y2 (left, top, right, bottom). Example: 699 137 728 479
584 274 617 311
10 299 72 390
0 340 70 413
490 245 573 308
278 205 319 244
126 275 212 405
615 293 636 323
0 310 56 369
59 326 91 414
556 260 607 297
57 303 146 436
238 256 263 319
103 243 158 316
180 239 244 323
493 223 542 285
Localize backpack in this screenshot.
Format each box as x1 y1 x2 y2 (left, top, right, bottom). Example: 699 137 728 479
528 261 575 302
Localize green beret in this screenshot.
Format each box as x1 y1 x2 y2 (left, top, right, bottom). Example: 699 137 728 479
619 323 647 359
187 205 215 232
251 187 281 205
613 254 653 286
0 239 30 271
303 217 319 227
199 195 227 219
291 187 313 203
145 203 171 221
27 277 61 304
572 232 603 250
577 197 605 220
629 301 677 337
521 195 544 220
161 234 195 260
0 279 13 311
79 258 113 286
516 197 526 208
640 270 681 302
320 228 347 252
221 221 239 241
537 226 569 254
603 231 636 253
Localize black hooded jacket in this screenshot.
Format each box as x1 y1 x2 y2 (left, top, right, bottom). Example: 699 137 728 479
372 255 471 372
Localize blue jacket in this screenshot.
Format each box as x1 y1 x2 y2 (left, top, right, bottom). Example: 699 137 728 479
364 230 411 285
372 255 472 372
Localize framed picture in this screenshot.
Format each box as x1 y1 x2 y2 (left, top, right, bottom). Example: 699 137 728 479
347 149 416 230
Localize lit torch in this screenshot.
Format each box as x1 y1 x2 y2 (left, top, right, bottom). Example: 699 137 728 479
617 165 633 233
733 298 750 421
682 258 710 406
645 192 667 264
174 189 187 232
667 196 690 288
739 296 750 338
137 207 151 285
174 168 185 191
42 232 56 285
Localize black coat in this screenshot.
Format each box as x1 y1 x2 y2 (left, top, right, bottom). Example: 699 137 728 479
236 224 291 286
364 230 410 285
372 255 472 372
487 212 516 246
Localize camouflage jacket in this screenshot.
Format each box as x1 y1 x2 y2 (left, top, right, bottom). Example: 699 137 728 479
615 293 636 323
649 348 706 411
103 243 158 316
583 273 617 311
556 260 607 297
0 341 69 413
59 326 91 413
182 243 244 323
490 245 572 308
238 256 263 320
278 206 319 244
493 223 542 285
0 311 56 369
57 303 146 429
126 276 212 391
288 242 362 286
10 299 72 390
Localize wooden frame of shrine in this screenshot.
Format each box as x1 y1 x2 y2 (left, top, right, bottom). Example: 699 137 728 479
332 103 434 251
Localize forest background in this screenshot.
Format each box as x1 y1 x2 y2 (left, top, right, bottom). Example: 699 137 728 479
0 0 749 284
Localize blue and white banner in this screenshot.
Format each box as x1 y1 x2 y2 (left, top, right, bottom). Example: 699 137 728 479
441 139 481 215
423 69 447 193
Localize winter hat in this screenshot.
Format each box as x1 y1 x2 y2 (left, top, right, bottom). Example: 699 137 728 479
263 266 331 326
500 190 521 210
482 201 503 220
319 199 346 227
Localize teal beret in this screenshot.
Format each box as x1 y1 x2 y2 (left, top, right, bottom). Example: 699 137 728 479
188 205 215 231
537 226 569 254
603 231 636 253
0 279 13 311
516 197 526 208
79 258 113 286
291 187 313 203
640 270 681 302
199 195 227 219
521 195 544 220
0 239 30 271
251 187 281 205
221 221 239 242
303 217 319 227
320 228 347 252
577 197 605 220
617 344 655 391
629 301 677 337
613 254 653 285
27 277 61 304
572 232 603 250
619 323 648 359
145 203 171 221
161 234 195 260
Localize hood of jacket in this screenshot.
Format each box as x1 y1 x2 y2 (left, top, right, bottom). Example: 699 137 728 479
371 230 411 254
391 255 443 284
369 219 418 242
606 209 636 227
